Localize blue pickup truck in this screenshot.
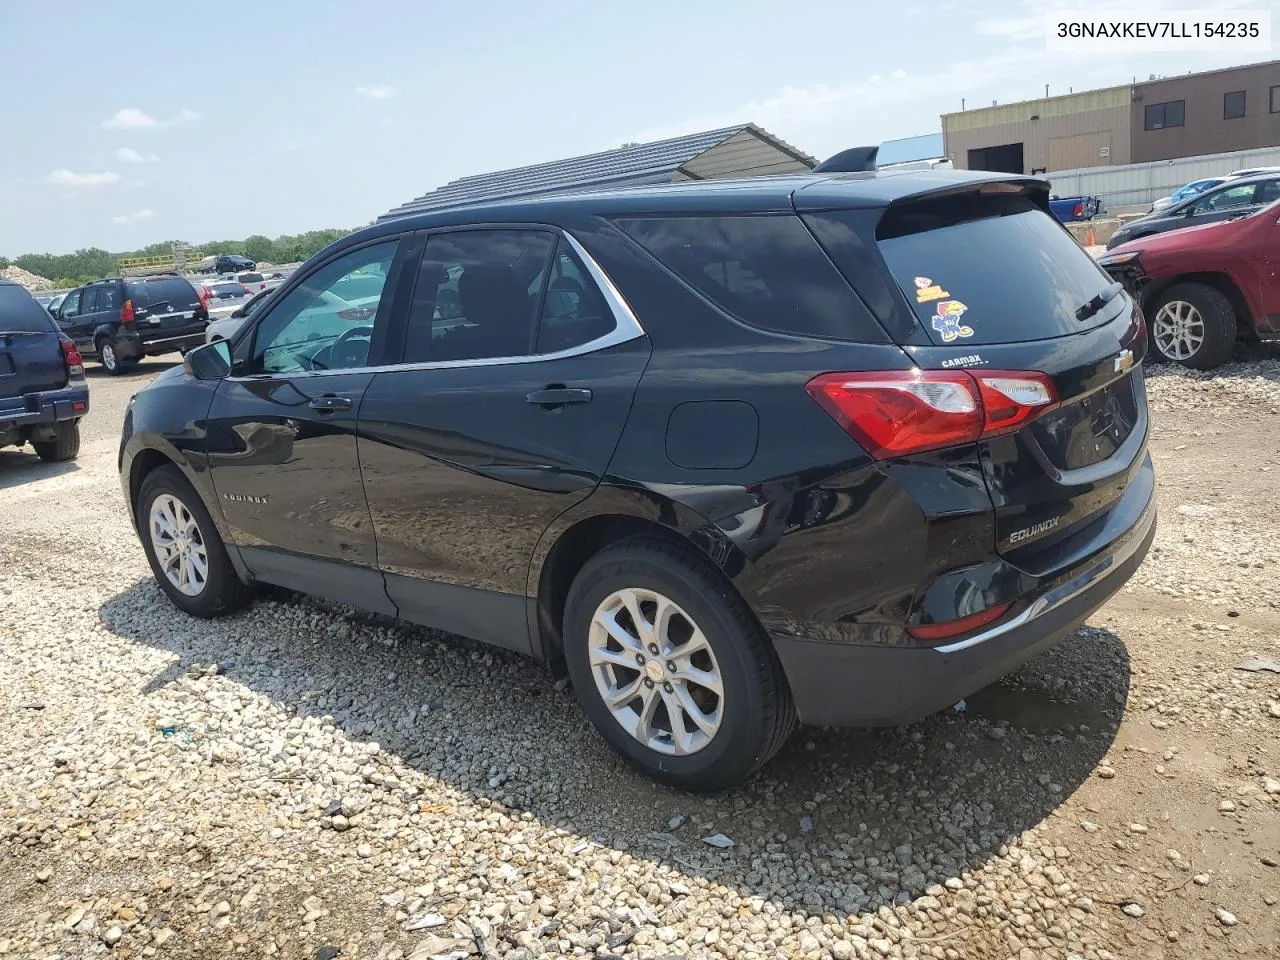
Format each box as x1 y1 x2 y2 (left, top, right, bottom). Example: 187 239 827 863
1049 195 1101 222
0 280 89 462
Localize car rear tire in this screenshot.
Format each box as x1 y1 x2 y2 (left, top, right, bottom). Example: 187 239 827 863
32 421 80 462
136 465 253 618
563 537 796 791
98 338 124 375
1148 283 1236 370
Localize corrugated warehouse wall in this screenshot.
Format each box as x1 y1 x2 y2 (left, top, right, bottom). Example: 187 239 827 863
1047 145 1280 208
943 87 1132 172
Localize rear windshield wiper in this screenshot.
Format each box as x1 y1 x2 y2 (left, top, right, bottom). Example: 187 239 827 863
1075 281 1123 323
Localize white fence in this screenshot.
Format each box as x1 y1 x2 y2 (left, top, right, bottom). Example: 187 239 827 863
1048 145 1280 209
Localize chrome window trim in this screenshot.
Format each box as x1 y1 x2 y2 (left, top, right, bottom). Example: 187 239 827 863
227 229 645 382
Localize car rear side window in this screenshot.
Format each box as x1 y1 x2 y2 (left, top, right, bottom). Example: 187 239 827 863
402 229 555 363
127 277 198 308
868 194 1122 345
615 215 875 341
0 284 57 333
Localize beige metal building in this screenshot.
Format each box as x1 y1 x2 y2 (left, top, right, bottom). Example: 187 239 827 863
942 59 1280 175
943 87 1131 174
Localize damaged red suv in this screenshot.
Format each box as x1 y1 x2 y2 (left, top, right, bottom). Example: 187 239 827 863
1099 199 1280 369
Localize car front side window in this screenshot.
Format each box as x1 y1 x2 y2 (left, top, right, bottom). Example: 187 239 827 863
1197 184 1257 213
59 290 82 319
248 240 398 375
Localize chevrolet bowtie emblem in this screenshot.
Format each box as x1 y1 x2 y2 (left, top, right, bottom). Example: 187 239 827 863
1113 349 1135 374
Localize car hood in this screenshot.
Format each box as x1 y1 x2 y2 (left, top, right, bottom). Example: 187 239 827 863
1107 212 1252 257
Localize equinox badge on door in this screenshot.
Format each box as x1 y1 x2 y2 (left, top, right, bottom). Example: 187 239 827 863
1113 349 1135 374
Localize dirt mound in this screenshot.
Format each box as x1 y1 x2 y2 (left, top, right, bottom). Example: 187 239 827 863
0 265 55 291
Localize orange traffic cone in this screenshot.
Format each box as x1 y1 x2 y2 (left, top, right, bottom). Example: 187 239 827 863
1086 226 1096 246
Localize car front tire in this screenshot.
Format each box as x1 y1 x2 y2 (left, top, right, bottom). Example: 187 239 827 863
32 421 80 462
136 465 253 617
563 537 796 791
1147 282 1236 370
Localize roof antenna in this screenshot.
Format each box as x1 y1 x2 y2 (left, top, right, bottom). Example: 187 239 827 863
812 145 879 173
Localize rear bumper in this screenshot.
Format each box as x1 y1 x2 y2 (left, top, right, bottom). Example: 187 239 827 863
115 329 207 359
772 482 1156 727
0 383 89 431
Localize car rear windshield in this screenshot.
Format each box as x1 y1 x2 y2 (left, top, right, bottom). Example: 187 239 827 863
615 215 883 341
872 194 1123 345
126 277 198 308
208 282 244 297
238 272 264 283
0 284 57 333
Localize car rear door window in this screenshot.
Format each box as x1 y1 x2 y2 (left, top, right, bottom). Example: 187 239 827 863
0 284 57 333
402 229 555 363
868 194 1123 345
96 285 123 312
615 215 876 341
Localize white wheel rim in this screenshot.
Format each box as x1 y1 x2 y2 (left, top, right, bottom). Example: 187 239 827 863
1152 300 1205 360
588 588 724 756
148 494 209 597
101 343 116 368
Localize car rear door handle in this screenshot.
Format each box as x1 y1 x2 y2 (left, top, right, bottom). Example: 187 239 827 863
308 394 353 412
525 386 593 408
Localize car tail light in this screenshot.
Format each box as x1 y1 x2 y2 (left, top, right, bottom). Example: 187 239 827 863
119 298 135 328
59 337 84 377
806 369 1057 459
336 307 376 322
907 601 1013 641
1073 202 1084 218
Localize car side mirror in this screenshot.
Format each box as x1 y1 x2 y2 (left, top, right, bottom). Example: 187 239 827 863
230 306 246 319
184 340 232 380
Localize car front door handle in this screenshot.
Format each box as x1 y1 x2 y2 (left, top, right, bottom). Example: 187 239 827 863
308 394 353 412
525 386 593 408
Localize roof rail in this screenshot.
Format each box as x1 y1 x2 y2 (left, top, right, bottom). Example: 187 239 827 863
812 146 879 174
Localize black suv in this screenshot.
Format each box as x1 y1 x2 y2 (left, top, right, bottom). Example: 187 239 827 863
1 280 88 461
119 171 1156 790
55 274 208 374
209 254 256 274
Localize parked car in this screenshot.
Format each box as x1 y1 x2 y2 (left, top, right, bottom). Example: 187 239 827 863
120 171 1156 790
231 271 268 295
1149 176 1229 214
1049 195 1100 222
1108 173 1280 249
201 280 256 322
197 254 256 275
1099 199 1280 369
1227 166 1280 178
54 274 209 374
205 288 272 342
0 280 88 461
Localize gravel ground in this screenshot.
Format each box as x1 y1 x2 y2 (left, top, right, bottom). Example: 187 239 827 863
1 356 1278 960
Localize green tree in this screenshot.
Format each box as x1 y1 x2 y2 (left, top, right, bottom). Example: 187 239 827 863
242 234 274 263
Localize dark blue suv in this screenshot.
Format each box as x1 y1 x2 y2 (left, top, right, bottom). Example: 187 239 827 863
0 280 88 461
119 170 1155 790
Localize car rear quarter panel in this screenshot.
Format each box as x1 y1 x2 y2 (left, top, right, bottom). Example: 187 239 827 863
549 217 1003 646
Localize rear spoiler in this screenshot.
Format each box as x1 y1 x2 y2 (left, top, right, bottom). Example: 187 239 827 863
813 146 879 173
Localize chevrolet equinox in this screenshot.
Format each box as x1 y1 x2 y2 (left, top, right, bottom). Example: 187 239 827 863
119 170 1156 790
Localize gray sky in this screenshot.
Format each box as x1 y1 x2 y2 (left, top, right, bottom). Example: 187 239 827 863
0 0 1272 255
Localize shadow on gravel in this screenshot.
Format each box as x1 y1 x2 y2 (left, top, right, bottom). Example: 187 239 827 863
0 450 79 490
85 358 181 381
101 580 1130 919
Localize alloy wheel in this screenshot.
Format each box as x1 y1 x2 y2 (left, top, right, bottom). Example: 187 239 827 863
100 342 118 371
148 493 209 597
587 587 724 756
1152 300 1205 361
